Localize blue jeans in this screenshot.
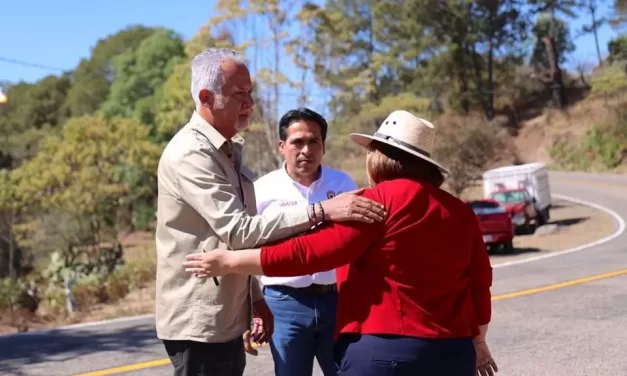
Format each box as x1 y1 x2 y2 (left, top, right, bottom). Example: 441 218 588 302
263 285 337 376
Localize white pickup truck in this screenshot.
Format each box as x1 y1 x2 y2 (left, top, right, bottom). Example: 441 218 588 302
482 163 552 233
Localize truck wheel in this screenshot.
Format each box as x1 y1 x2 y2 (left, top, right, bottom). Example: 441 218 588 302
522 216 535 234
537 210 547 226
502 241 514 254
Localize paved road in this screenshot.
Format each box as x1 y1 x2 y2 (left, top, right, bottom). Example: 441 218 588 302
1 171 626 376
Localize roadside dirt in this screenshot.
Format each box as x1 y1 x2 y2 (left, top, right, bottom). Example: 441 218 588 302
0 284 155 335
0 234 156 335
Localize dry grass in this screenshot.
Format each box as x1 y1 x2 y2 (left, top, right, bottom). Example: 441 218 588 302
514 95 627 166
0 236 157 335
0 283 155 334
121 231 155 260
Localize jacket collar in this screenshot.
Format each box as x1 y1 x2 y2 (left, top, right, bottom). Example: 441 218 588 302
189 111 245 150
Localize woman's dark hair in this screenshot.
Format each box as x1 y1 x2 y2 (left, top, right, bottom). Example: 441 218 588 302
366 141 445 187
278 107 328 142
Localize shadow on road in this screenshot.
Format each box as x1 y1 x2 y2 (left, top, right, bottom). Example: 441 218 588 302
548 201 568 210
549 216 588 227
0 322 159 375
518 216 590 236
488 246 542 257
510 247 541 255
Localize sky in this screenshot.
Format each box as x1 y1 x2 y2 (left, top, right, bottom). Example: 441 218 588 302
0 0 623 116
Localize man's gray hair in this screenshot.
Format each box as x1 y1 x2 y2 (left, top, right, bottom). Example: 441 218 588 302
190 48 246 109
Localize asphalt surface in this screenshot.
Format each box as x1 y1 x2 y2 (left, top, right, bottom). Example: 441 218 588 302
0 171 626 376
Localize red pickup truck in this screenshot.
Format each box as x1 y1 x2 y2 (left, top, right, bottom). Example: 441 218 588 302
467 199 515 253
489 188 543 234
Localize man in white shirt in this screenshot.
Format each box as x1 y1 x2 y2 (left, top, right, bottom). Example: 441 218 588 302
254 108 358 376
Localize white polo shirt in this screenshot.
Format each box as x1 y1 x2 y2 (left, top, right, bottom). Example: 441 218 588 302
254 163 358 288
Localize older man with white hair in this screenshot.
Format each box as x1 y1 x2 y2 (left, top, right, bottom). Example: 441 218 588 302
155 48 386 376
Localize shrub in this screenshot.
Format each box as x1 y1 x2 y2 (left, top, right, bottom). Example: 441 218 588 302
105 269 131 303
122 244 157 290
608 35 627 64
72 275 107 311
70 249 155 309
434 115 511 197
4 242 156 322
590 64 627 97
133 199 156 232
125 259 156 290
42 285 66 315
550 107 627 170
0 278 25 311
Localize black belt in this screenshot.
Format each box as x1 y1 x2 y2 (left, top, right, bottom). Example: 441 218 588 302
269 283 337 295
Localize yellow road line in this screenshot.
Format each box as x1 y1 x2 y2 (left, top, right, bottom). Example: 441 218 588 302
75 343 266 376
76 359 172 376
74 268 627 376
492 268 627 301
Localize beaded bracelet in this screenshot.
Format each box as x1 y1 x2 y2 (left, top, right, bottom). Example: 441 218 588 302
309 203 316 225
316 202 325 224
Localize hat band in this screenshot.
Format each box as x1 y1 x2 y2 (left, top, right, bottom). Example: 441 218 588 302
374 132 432 158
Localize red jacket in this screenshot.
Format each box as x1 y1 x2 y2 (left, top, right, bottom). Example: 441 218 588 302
260 178 493 339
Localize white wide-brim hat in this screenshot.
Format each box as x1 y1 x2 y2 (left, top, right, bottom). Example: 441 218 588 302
349 110 449 175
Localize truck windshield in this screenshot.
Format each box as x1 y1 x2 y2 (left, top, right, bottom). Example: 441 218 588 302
491 191 525 203
467 201 505 215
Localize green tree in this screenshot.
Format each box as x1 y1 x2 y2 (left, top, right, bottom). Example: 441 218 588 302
528 0 580 108
608 34 627 62
466 0 528 119
99 28 186 133
299 0 394 116
63 25 157 117
0 75 72 162
11 116 162 256
530 15 575 69
302 0 528 120
0 170 22 279
409 0 529 118
578 0 608 66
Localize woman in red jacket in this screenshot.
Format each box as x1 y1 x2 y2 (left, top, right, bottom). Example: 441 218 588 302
184 110 498 376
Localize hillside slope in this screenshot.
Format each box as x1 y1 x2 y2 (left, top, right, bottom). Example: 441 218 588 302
513 95 627 173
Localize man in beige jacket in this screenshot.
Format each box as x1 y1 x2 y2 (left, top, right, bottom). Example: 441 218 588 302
155 48 385 376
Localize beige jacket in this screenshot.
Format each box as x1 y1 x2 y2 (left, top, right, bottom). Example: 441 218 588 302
155 112 311 343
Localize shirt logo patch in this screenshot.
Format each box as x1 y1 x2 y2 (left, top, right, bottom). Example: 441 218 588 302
326 191 337 199
278 200 298 207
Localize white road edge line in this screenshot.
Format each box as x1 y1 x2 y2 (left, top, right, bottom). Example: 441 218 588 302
2 195 625 337
493 193 626 269
0 314 155 338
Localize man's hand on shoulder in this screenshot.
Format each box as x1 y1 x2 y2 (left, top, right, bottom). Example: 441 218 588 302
320 188 386 223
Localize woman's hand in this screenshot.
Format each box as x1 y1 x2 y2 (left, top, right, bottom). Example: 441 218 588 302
183 249 232 279
474 341 498 376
